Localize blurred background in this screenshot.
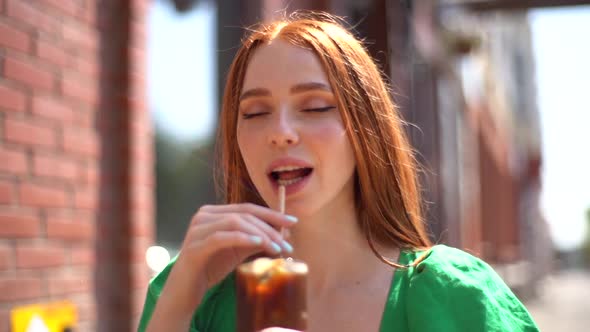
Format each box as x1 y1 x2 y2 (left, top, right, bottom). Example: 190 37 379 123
0 0 589 331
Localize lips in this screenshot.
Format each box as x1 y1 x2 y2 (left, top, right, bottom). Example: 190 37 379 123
270 167 313 186
266 158 314 190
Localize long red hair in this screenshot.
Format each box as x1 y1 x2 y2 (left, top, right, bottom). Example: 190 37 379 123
216 12 431 267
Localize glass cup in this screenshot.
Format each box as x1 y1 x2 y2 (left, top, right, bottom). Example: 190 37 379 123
236 257 308 332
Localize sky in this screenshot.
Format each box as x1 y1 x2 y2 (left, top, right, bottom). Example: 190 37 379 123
147 3 590 250
147 0 216 141
530 6 590 250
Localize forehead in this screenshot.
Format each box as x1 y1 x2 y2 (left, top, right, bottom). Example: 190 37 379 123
242 39 331 91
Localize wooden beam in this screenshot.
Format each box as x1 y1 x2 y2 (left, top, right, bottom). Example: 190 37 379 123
442 0 590 11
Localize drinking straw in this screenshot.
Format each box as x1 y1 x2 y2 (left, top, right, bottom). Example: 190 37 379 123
279 185 286 238
278 185 290 257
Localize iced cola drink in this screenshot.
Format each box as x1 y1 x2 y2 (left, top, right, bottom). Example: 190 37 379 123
236 257 308 332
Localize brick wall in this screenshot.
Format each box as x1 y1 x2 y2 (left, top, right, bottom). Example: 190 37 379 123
0 1 153 331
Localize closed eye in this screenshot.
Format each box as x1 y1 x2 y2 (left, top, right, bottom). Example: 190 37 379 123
302 106 336 113
242 112 270 119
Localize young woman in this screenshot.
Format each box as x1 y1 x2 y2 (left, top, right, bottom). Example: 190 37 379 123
139 13 539 332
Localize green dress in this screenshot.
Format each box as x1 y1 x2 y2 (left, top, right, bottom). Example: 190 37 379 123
138 245 539 331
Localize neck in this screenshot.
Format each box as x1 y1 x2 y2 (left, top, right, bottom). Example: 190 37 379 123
289 202 397 293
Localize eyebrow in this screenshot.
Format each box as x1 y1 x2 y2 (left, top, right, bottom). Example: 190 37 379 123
290 82 332 94
239 82 332 101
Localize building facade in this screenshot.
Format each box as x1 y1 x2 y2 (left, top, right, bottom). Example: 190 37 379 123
0 1 153 331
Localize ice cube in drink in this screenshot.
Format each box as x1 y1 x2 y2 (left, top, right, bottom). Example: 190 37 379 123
236 257 308 332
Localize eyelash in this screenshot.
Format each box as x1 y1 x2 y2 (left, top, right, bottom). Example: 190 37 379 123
303 106 336 113
242 112 269 119
241 106 336 119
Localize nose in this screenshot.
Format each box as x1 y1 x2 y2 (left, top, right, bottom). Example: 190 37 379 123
267 111 299 148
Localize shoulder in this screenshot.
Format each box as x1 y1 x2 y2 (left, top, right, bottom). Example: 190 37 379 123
409 245 496 285
193 272 236 330
147 254 236 303
404 245 506 309
138 255 236 332
403 245 539 331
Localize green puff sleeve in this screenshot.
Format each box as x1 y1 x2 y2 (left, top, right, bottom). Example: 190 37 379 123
191 273 236 331
137 256 177 332
405 246 540 332
137 255 236 332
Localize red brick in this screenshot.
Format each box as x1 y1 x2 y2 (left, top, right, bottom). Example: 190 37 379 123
132 269 150 290
19 183 69 207
131 239 149 264
0 309 10 332
130 187 151 210
133 294 149 322
62 22 98 53
73 110 95 128
129 94 148 114
63 128 99 157
0 209 40 237
0 276 43 301
48 273 91 296
0 147 27 174
78 0 97 26
33 153 78 181
0 245 12 270
0 84 26 112
32 94 74 122
71 246 94 265
130 48 146 75
130 23 146 50
5 0 61 35
132 141 154 169
74 322 94 332
74 298 96 321
36 40 69 67
74 188 97 210
16 244 65 268
0 22 30 52
131 0 148 21
79 162 99 185
4 117 57 148
60 73 98 105
86 163 99 184
73 56 99 77
3 57 54 91
47 217 93 241
0 180 14 204
38 0 79 17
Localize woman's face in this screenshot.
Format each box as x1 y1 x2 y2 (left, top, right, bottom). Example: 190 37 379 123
237 39 356 217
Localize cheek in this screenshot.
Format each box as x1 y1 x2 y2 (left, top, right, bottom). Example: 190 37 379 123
237 121 266 148
237 129 258 173
308 120 346 142
308 122 355 163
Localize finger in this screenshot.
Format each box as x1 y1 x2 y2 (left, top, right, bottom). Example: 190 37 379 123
202 203 298 228
191 215 283 255
242 214 293 254
221 215 284 255
189 210 218 227
201 231 266 257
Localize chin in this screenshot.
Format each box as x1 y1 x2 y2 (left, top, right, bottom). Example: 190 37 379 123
283 200 322 219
